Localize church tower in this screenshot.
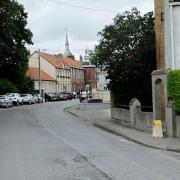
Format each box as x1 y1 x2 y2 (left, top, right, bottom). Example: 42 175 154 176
64 32 74 59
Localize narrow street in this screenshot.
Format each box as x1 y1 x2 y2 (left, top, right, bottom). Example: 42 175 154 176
0 100 180 180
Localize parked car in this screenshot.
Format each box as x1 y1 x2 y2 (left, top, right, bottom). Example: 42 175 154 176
6 93 23 106
20 94 35 104
45 93 58 101
53 93 61 101
0 95 13 108
33 94 44 103
59 93 71 101
61 92 73 100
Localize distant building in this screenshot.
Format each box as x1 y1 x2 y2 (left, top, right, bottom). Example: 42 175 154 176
96 68 109 90
60 56 85 92
28 33 85 93
26 67 57 93
28 51 71 93
64 32 75 60
82 48 97 91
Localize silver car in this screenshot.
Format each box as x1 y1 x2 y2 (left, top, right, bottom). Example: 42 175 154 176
0 95 13 108
6 93 23 106
21 94 35 105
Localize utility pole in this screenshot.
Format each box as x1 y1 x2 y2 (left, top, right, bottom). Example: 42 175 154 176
38 49 41 96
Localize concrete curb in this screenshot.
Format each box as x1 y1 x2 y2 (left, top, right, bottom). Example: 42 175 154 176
64 106 79 117
64 106 180 153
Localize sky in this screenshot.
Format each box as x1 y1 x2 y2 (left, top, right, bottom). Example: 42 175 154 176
17 0 154 60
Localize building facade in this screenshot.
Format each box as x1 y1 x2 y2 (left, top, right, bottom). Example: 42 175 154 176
155 0 180 70
82 48 97 91
60 56 85 92
28 51 72 93
26 67 57 93
28 51 85 93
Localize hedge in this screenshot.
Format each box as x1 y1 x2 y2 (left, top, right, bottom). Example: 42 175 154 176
168 70 180 113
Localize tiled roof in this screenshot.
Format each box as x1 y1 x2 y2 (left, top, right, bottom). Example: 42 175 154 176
30 51 83 70
59 56 83 69
40 52 65 69
38 52 82 69
26 67 56 81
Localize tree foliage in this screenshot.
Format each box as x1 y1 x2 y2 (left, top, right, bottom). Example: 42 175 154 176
91 8 156 106
168 70 180 113
0 79 17 94
0 0 33 92
18 76 34 93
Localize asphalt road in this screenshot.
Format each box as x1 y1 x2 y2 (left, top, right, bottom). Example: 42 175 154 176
0 100 180 180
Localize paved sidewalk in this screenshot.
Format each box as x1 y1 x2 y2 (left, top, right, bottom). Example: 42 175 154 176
65 105 180 152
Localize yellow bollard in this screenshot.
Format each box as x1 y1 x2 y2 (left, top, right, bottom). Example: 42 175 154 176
152 120 163 138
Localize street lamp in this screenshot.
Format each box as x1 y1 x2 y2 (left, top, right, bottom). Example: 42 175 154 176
38 49 47 96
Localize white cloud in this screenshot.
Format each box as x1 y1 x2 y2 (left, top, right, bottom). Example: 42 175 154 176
17 0 154 59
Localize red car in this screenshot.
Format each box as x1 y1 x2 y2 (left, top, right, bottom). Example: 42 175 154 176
59 93 71 101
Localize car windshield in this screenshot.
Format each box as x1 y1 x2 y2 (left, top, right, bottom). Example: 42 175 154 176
7 94 15 97
21 94 28 97
6 93 11 95
47 94 54 96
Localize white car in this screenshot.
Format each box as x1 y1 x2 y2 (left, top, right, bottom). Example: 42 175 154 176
33 94 44 103
21 94 35 105
0 95 13 108
6 93 23 106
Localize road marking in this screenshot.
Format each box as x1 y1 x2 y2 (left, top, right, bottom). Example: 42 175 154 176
118 139 128 142
118 139 134 144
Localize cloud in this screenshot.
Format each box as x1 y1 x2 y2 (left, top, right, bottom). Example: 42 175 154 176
17 0 154 59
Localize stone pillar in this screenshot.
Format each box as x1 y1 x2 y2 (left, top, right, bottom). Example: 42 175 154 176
152 70 168 134
129 98 141 127
152 70 167 119
166 98 176 137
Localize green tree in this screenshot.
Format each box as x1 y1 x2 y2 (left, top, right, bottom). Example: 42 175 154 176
0 79 17 94
0 0 33 91
18 76 34 93
91 8 156 106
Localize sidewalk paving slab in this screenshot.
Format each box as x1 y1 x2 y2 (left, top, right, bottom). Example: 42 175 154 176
65 105 180 152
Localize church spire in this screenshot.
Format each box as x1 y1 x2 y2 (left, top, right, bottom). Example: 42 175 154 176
64 30 72 57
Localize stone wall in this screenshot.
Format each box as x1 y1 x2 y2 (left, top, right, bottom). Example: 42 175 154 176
111 99 153 133
79 102 111 110
134 111 153 132
91 89 110 103
111 108 131 127
78 103 111 120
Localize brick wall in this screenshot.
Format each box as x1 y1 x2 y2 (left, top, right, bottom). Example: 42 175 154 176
84 67 97 91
